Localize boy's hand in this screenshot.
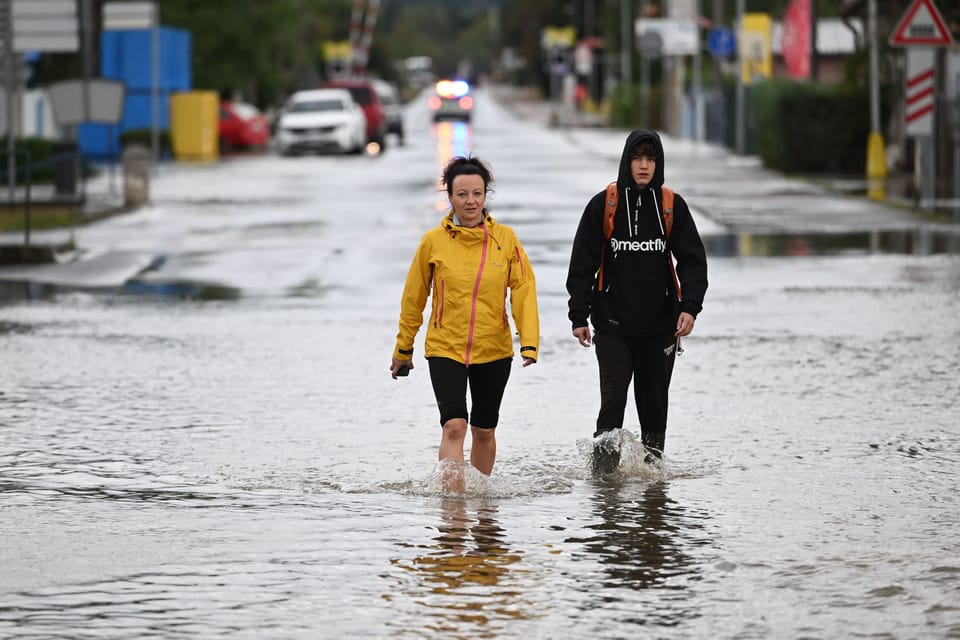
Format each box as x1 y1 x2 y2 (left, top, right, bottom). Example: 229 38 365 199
675 312 696 337
573 326 592 347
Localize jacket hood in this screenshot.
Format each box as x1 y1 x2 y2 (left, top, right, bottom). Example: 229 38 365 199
617 129 665 192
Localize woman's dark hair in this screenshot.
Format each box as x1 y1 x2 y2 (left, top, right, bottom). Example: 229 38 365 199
441 156 494 196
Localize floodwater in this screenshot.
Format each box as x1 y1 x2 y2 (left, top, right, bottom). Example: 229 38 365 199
2 90 960 639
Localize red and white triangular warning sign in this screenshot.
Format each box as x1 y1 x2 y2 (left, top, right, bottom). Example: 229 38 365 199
889 0 954 46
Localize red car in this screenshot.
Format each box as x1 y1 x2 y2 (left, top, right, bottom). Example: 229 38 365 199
319 79 388 149
218 101 270 151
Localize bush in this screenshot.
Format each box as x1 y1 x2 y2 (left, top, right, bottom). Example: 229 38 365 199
0 137 72 183
749 80 871 174
609 83 662 130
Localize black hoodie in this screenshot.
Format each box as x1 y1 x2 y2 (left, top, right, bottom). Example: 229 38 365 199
566 129 708 336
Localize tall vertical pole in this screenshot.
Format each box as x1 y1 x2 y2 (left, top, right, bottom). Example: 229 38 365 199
735 0 745 154
866 0 886 200
82 0 92 120
81 0 93 196
348 0 364 77
639 0 650 126
809 0 817 81
584 0 595 104
620 0 632 90
151 5 159 168
3 0 15 201
357 0 381 76
693 0 703 140
953 69 959 223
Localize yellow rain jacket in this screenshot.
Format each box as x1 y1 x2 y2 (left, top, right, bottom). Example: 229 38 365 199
394 212 539 366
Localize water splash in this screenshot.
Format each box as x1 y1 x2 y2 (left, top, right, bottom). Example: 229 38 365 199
575 429 669 481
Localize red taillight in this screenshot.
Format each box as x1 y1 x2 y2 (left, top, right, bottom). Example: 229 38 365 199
459 96 474 110
428 96 441 110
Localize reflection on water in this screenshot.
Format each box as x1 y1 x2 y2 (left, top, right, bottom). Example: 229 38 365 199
708 228 960 257
566 483 711 627
387 498 533 637
433 121 473 213
122 279 242 300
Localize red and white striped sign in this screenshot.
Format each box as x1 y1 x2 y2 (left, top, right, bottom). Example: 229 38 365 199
905 48 935 137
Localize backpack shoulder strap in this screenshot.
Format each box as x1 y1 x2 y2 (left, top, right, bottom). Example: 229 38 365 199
661 186 675 240
603 181 618 241
597 181 618 292
660 186 682 302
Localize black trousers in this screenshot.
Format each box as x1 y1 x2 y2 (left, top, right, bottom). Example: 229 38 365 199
427 357 512 429
593 330 678 452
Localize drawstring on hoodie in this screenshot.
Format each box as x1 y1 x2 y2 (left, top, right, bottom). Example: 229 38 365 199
652 189 666 237
627 187 667 241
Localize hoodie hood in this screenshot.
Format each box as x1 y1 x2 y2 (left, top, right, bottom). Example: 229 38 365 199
617 129 665 192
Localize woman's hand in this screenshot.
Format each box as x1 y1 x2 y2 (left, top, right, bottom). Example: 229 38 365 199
522 357 536 367
390 358 413 379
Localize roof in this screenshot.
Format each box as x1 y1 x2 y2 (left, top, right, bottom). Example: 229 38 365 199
772 18 864 55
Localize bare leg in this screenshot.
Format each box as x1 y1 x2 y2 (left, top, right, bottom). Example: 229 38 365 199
439 419 468 492
470 427 497 475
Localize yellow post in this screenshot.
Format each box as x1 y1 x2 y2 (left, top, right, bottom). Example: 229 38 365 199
866 131 886 201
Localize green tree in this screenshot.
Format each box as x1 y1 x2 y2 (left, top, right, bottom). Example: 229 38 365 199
160 0 353 107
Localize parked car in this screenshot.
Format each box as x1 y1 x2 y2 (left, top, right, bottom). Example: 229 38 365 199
428 79 473 122
372 79 404 144
218 101 269 151
274 89 366 156
319 79 388 149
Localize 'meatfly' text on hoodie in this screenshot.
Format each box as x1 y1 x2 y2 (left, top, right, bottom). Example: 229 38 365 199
609 236 666 254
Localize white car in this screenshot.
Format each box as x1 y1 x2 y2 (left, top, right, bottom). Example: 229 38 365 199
275 89 366 156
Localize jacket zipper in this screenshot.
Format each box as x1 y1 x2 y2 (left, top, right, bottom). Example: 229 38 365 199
437 279 444 327
514 247 525 276
464 225 489 366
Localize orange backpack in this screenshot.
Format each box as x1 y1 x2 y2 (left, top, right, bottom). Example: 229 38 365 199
596 181 681 302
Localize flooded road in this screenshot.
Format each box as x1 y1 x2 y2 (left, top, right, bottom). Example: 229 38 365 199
2 89 959 639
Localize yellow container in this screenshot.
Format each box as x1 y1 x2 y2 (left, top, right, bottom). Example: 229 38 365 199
169 91 219 161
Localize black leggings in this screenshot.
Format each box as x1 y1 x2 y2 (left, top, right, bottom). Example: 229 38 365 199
427 357 512 429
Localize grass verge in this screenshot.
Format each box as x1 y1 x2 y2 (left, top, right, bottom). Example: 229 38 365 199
0 205 79 232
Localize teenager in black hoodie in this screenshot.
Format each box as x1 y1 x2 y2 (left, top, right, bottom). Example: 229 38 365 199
566 129 708 473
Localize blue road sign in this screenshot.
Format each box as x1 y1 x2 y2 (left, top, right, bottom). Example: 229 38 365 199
708 27 736 59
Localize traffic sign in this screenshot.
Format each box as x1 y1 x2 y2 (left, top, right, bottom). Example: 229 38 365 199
637 31 663 57
904 48 935 136
635 18 698 56
707 27 736 59
889 0 953 47
2 0 79 53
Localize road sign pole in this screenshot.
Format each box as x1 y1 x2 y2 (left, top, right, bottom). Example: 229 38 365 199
888 0 953 213
953 69 960 223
